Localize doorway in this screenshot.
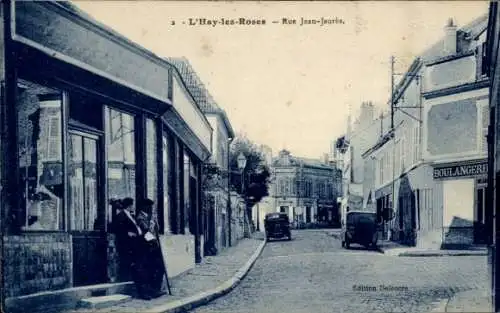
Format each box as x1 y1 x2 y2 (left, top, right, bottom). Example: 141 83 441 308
68 130 107 286
475 182 487 244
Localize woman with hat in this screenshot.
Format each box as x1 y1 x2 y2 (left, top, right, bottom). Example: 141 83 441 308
135 198 166 299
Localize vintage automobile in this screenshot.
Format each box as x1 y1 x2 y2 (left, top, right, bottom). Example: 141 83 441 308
341 211 378 249
264 212 292 241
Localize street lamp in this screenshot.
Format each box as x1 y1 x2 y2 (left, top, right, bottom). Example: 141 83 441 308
237 153 249 237
237 153 247 172
237 152 247 195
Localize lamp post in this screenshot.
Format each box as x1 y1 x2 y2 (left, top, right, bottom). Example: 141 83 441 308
237 153 249 237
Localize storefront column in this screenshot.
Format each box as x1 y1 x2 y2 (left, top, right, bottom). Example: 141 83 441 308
2 0 20 234
176 139 184 233
156 118 165 232
135 114 146 204
195 161 202 263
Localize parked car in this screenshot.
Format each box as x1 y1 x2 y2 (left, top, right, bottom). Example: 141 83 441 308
341 211 378 249
264 212 292 241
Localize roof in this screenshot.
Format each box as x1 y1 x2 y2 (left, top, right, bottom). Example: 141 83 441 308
391 14 488 102
166 57 235 138
272 151 335 170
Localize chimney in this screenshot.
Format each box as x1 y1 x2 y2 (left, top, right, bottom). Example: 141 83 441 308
360 101 374 125
443 18 457 55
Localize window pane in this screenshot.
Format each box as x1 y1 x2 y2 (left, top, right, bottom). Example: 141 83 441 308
84 138 99 230
69 135 100 231
146 119 158 218
106 107 136 219
18 80 63 231
69 135 84 230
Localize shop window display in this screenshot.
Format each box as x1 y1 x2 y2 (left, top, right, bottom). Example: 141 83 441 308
17 79 64 231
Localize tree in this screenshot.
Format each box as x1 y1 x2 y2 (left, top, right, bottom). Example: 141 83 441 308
229 136 271 223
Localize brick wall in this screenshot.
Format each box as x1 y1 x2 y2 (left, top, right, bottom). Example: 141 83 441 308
3 233 72 298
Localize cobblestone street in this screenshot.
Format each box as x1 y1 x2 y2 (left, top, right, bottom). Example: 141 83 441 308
190 230 488 313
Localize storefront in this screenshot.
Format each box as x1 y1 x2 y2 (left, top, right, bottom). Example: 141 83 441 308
2 0 212 308
432 159 488 246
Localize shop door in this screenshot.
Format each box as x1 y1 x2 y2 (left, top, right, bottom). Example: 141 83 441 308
69 131 107 286
189 175 202 263
475 185 487 244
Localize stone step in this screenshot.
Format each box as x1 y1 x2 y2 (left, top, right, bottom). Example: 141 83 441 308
78 294 131 309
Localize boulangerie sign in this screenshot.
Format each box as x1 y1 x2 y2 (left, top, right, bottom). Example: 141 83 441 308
433 161 488 179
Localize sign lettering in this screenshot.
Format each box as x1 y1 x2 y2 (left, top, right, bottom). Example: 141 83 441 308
433 162 488 179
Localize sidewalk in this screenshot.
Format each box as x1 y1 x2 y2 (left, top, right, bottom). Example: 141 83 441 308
64 233 266 313
429 289 492 312
376 240 488 257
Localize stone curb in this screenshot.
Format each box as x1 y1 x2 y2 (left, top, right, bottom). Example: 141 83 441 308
428 298 449 312
376 247 487 257
145 239 267 313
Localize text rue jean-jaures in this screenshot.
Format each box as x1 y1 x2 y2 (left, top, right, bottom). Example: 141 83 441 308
172 17 345 27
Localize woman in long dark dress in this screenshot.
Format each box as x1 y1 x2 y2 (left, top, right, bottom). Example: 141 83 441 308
135 198 166 299
111 198 142 283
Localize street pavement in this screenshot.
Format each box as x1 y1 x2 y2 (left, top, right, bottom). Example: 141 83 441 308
190 229 488 313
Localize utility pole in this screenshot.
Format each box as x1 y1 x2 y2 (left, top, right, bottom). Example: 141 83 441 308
388 55 395 241
390 55 395 131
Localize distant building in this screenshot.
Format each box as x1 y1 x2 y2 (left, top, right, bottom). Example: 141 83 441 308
335 102 383 225
253 145 273 231
270 150 340 227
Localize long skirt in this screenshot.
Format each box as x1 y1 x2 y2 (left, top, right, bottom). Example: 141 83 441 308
136 239 165 297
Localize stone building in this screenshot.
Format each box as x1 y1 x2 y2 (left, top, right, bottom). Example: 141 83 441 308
334 102 383 224
270 150 340 227
485 3 500 310
363 14 489 248
253 144 273 231
1 1 215 311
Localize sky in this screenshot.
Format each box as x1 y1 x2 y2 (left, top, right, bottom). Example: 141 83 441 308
73 1 489 159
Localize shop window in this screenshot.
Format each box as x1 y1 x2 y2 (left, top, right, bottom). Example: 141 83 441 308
105 107 136 219
17 80 64 231
146 119 158 218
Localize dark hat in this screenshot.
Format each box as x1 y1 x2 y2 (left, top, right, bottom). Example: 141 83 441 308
138 198 154 208
121 197 134 208
109 198 123 209
32 192 51 202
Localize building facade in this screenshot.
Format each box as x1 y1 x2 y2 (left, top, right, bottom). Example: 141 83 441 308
364 15 489 248
270 150 339 228
1 1 214 310
485 2 500 310
253 144 273 231
334 102 383 225
166 57 235 256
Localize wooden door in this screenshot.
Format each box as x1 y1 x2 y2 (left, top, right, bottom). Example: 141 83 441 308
69 131 107 286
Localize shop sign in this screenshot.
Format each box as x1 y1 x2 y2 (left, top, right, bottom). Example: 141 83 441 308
433 161 488 179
